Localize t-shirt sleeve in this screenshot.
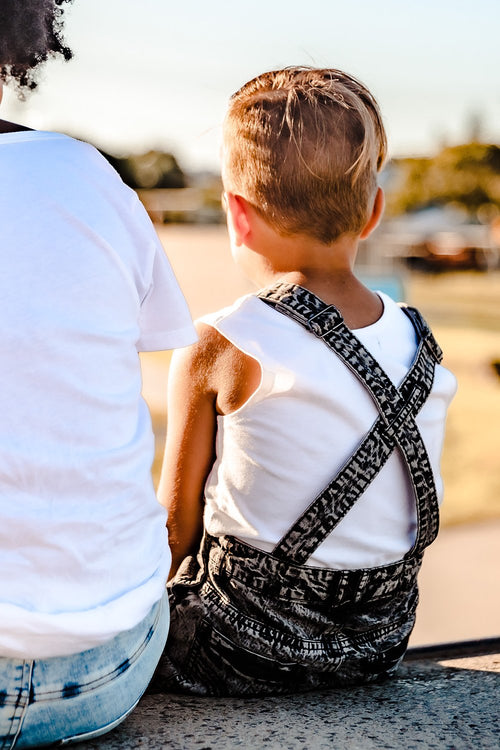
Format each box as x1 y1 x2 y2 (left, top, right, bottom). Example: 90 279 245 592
137 240 197 352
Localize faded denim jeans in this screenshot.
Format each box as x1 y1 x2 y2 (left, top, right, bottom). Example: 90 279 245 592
0 591 168 749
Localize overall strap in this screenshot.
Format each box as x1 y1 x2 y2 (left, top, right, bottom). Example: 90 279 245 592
257 282 442 565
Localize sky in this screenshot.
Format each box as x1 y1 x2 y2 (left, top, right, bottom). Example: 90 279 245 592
2 0 499 172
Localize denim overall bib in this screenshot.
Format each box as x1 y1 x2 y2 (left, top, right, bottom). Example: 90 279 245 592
157 283 443 697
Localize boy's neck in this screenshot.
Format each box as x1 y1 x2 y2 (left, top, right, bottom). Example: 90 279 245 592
244 207 359 278
264 266 383 330
240 220 382 329
226 193 384 328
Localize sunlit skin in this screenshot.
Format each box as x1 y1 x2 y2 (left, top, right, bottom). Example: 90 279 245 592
158 186 385 578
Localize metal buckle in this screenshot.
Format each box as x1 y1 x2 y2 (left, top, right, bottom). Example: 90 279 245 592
306 305 344 337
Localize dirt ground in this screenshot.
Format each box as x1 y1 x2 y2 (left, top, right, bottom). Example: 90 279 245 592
140 224 500 646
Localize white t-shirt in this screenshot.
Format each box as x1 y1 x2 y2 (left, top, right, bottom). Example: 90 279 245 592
0 131 196 658
202 292 457 569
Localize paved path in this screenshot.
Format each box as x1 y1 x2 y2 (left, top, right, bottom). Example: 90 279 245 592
410 519 500 645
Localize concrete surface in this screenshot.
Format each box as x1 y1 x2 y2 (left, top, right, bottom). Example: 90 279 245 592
77 642 500 750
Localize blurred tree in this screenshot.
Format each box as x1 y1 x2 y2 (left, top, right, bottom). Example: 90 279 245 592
385 143 500 218
101 149 187 189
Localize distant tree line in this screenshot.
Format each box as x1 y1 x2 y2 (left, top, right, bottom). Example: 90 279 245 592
385 143 500 219
99 141 500 226
101 149 187 189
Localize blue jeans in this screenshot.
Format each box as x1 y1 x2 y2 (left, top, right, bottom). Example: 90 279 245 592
0 591 169 749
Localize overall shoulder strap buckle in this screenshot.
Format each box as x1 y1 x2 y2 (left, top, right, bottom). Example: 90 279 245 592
306 305 344 338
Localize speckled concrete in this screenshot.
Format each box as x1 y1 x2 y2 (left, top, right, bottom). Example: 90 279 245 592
78 646 499 750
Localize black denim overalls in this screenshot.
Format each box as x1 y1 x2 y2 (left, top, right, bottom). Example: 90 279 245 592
155 283 443 697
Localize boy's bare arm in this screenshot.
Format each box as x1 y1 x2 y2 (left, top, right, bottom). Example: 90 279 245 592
158 324 219 579
159 322 261 579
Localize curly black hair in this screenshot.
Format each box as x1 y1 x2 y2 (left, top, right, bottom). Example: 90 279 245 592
0 0 74 93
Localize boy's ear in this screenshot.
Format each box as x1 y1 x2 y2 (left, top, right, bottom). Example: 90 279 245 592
225 192 252 246
360 187 385 240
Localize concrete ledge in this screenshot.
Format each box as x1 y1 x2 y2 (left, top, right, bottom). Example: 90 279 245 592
80 639 499 750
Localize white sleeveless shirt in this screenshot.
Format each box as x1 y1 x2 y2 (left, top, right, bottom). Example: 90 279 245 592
201 291 456 569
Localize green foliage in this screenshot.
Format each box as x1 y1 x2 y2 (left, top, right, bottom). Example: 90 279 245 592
385 143 500 217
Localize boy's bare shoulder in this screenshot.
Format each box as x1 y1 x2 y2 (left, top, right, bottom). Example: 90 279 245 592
192 320 235 367
187 321 261 414
172 322 226 388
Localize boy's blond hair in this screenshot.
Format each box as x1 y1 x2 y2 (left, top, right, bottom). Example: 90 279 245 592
223 67 387 244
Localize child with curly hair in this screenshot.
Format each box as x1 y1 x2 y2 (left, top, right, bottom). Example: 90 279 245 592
0 1 195 745
154 67 457 696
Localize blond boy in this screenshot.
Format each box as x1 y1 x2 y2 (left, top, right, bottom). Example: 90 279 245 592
155 67 456 696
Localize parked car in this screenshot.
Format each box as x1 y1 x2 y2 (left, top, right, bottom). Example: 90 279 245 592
405 227 498 271
374 208 499 272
